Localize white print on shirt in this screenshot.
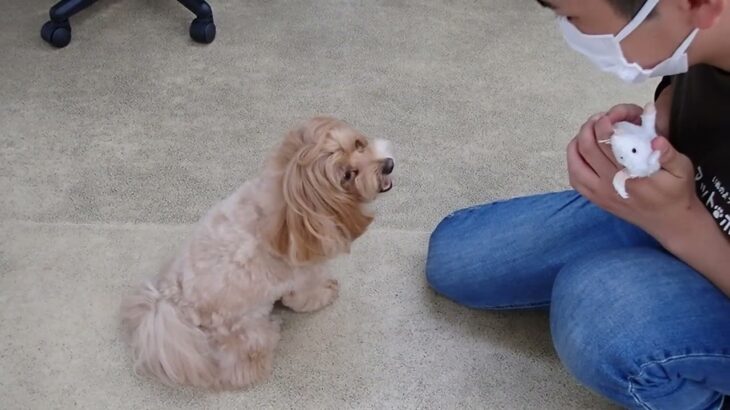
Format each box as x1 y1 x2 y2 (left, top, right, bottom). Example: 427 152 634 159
696 166 730 236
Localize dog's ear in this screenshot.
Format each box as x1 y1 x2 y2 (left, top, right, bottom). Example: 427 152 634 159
269 143 372 265
332 189 373 242
275 146 335 264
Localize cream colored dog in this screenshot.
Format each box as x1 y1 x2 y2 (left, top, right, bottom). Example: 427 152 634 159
120 117 394 389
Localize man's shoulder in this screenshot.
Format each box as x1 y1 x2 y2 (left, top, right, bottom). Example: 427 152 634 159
687 63 730 79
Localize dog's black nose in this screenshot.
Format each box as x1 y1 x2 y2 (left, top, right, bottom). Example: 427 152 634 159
382 158 394 175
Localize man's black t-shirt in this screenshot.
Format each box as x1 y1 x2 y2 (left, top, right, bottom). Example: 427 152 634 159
658 65 730 238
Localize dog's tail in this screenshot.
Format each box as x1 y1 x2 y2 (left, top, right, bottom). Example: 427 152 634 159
120 281 217 388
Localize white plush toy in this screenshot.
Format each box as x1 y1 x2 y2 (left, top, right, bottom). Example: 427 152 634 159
600 103 661 199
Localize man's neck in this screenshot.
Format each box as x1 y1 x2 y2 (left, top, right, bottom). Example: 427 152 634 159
691 5 730 71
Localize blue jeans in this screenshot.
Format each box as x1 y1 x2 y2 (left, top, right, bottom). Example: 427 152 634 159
426 190 730 410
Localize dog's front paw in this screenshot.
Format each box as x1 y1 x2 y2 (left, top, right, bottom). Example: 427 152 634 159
282 279 339 313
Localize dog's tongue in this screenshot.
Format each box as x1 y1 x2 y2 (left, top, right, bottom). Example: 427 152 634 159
381 177 393 192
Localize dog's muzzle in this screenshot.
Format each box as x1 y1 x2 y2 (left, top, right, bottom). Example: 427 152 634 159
374 139 394 193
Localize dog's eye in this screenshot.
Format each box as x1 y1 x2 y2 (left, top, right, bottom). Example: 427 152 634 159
355 139 366 151
631 148 637 154
344 169 358 181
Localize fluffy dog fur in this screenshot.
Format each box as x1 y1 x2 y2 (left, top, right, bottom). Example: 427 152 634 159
120 117 394 389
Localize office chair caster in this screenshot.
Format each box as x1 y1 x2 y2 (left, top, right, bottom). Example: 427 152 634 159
189 17 216 44
41 20 72 48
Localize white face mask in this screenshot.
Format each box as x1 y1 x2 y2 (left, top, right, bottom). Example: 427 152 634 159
558 0 699 84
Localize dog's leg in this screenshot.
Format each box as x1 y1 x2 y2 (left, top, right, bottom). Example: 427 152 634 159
281 272 339 313
213 315 281 390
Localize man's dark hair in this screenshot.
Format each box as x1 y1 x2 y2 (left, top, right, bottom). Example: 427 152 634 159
537 0 647 18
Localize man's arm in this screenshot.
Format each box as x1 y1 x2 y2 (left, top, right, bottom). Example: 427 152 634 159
652 81 730 295
661 200 730 296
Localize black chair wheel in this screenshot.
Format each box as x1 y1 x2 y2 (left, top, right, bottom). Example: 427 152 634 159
189 18 215 44
41 20 72 48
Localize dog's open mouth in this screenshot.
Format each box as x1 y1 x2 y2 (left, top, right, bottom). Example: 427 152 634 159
380 175 393 193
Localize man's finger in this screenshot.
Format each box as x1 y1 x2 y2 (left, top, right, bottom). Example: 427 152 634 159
594 115 615 141
652 136 693 178
605 104 644 125
593 116 621 167
577 117 619 178
567 137 599 188
624 176 660 203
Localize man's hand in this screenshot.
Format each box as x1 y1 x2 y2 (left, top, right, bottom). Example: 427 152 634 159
567 99 730 296
566 104 703 248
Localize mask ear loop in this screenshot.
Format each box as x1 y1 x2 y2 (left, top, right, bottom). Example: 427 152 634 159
616 0 661 42
598 139 612 144
670 28 700 58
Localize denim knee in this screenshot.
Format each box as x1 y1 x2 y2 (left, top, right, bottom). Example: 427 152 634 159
424 205 548 309
425 212 467 301
425 206 502 306
550 248 729 410
550 251 634 402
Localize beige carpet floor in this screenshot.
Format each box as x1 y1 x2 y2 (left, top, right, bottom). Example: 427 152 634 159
1 0 655 408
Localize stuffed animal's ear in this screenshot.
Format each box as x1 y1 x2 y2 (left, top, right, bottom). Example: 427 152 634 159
642 103 657 134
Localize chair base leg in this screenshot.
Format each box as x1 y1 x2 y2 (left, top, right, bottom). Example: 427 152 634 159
40 0 97 48
177 0 216 44
41 20 71 48
40 0 215 47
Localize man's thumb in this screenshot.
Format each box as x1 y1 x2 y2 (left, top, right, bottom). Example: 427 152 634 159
653 136 690 177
